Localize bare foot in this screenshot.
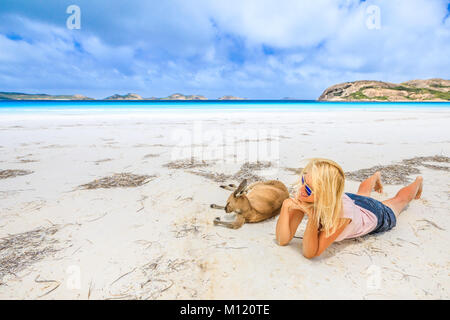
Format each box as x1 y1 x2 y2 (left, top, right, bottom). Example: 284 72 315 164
374 171 383 194
414 176 423 199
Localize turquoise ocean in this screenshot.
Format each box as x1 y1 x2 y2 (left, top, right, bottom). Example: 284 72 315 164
0 100 449 116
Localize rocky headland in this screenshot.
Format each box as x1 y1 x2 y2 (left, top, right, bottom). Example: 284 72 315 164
318 78 450 102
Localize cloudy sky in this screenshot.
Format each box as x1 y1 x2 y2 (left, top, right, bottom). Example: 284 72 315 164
0 0 449 99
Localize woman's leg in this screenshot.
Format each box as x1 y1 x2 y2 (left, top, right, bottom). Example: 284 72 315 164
357 171 383 197
382 176 423 217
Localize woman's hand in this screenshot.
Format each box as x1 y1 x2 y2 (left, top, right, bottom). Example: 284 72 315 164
276 198 305 246
290 198 314 217
287 199 304 215
295 187 302 202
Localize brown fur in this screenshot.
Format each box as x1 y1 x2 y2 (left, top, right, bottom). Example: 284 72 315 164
211 179 290 229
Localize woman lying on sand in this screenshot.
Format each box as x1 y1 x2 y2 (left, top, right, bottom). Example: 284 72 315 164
275 158 423 259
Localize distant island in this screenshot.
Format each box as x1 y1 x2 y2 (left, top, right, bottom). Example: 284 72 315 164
105 93 214 100
104 93 144 100
319 78 450 101
0 92 94 100
0 92 245 101
1 78 449 101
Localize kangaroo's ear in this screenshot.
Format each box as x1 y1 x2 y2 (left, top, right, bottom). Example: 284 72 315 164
233 179 247 197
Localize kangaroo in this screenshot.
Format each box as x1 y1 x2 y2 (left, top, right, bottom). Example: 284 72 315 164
210 179 290 229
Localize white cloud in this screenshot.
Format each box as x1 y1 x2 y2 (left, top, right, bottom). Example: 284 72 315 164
0 0 448 99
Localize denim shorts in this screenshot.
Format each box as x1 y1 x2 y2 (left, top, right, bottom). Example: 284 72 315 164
345 192 397 235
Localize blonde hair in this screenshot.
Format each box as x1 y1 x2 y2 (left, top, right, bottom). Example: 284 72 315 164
295 158 346 237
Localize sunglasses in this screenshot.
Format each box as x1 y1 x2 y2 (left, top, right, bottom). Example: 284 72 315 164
301 175 314 196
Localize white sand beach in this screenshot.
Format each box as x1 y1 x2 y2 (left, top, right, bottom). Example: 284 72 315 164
0 107 449 299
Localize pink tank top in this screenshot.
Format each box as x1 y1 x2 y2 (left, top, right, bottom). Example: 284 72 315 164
334 193 378 241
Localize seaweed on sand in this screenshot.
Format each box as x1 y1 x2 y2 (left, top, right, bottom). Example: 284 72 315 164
345 155 450 185
143 154 160 159
187 161 273 184
238 160 273 171
186 170 231 183
401 155 450 172
18 159 39 163
108 254 196 300
171 224 201 238
0 226 59 284
231 161 269 183
345 164 420 185
93 158 113 165
162 157 215 169
79 173 156 190
0 169 33 180
283 167 304 175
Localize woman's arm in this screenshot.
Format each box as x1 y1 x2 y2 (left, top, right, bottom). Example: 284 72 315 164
302 217 351 259
302 215 320 258
275 198 305 246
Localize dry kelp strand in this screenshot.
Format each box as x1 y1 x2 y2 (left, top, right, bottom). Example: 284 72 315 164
79 173 156 189
0 226 60 284
0 169 33 180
